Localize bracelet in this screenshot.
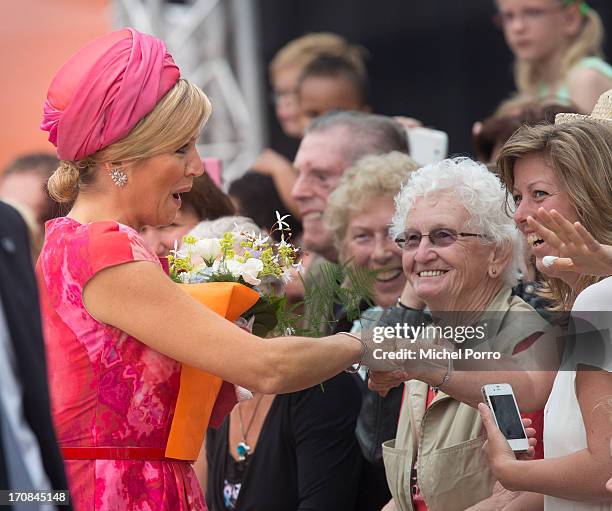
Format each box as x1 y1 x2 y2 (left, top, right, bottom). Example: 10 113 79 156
396 298 421 312
338 331 367 373
431 355 453 393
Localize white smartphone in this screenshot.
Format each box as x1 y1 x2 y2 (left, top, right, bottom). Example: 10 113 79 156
406 127 448 166
481 383 529 452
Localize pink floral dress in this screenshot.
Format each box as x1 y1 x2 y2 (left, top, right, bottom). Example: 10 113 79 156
36 217 207 511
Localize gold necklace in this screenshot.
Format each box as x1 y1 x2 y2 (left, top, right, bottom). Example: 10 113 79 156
236 395 264 461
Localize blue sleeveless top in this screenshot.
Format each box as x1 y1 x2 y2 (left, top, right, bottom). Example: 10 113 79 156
537 56 612 103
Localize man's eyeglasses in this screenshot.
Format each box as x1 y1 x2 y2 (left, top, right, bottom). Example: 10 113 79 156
395 228 486 251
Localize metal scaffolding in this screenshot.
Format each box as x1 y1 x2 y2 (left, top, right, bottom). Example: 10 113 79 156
113 0 267 186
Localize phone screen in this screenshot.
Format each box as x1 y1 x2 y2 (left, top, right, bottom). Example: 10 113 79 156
489 395 526 440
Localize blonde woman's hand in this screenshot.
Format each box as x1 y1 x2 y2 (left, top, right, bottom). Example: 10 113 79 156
360 326 422 372
360 330 402 372
368 370 410 397
527 208 612 277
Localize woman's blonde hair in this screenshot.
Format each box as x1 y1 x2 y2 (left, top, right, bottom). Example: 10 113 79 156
48 79 211 203
515 3 605 95
324 151 419 261
497 120 612 310
269 32 367 82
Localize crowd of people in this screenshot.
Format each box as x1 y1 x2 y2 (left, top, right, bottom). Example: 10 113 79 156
1 1 612 510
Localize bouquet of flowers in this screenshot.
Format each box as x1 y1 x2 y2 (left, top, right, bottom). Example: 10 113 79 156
168 212 302 337
163 214 302 460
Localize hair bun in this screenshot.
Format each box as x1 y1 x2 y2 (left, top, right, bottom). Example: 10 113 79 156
47 160 80 203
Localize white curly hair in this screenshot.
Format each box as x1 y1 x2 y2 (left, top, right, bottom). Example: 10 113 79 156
187 216 261 240
390 157 525 286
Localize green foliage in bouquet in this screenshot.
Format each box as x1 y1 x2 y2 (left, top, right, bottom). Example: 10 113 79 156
297 260 377 338
241 261 376 338
243 295 292 338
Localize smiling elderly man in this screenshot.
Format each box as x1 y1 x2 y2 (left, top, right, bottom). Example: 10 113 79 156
292 110 409 263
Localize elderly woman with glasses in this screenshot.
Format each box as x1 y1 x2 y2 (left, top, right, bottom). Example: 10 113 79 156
370 157 555 511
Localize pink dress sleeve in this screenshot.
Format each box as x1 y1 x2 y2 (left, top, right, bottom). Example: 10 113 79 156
85 221 160 280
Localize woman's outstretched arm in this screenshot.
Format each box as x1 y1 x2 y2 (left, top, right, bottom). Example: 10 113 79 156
83 260 363 394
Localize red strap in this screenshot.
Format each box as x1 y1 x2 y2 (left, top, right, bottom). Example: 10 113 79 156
512 331 543 354
209 380 238 429
62 447 171 460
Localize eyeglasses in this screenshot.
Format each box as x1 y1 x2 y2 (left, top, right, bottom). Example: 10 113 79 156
493 5 565 28
395 228 485 251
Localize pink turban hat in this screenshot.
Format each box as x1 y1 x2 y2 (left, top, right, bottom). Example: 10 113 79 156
41 28 180 161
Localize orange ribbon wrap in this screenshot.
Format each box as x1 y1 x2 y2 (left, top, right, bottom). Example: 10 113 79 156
165 282 259 460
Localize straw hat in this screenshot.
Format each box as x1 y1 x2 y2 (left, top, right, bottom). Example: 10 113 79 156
555 89 612 125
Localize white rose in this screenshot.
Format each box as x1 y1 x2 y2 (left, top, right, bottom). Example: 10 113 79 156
193 238 222 263
237 258 264 286
223 259 243 278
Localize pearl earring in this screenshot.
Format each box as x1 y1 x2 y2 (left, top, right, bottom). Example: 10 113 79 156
109 167 128 187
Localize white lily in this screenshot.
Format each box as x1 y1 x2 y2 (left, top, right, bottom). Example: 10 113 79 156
281 268 293 284
252 233 270 249
275 210 291 230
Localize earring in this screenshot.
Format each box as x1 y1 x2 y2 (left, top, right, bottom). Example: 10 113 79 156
109 167 128 187
490 268 498 278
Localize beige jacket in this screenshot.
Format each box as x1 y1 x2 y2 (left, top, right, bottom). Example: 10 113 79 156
383 287 550 511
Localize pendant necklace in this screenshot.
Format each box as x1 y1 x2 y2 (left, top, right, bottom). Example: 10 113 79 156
236 395 264 462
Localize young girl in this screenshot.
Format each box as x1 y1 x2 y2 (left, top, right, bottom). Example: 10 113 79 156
496 0 612 112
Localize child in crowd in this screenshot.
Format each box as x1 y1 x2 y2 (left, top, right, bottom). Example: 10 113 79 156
496 0 612 112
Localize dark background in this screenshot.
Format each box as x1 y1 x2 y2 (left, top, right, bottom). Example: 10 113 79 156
257 0 612 158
